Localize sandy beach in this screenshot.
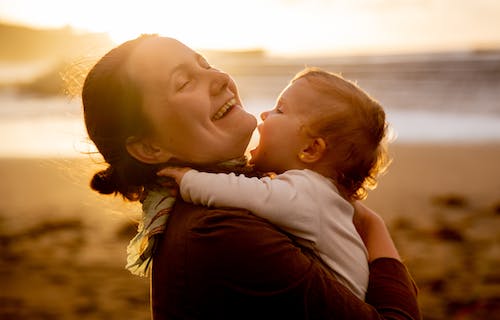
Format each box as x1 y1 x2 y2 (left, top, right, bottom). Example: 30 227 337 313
1 143 499 319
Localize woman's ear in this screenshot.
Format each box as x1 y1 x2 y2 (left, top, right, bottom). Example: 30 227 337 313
125 136 173 164
298 137 326 163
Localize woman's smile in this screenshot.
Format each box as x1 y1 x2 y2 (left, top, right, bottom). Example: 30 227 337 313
212 97 238 120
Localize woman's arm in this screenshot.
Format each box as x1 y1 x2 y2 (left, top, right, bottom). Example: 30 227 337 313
218 205 421 319
352 201 421 319
299 201 420 319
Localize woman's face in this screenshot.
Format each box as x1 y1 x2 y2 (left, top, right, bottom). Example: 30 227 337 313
126 37 257 164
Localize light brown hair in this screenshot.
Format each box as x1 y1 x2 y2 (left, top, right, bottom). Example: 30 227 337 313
293 67 391 200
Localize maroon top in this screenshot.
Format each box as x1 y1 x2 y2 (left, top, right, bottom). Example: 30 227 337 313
151 200 420 319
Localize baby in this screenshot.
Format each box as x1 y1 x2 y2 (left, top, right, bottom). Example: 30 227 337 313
158 67 391 300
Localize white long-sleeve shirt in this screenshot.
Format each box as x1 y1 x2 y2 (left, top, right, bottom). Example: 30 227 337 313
180 168 369 300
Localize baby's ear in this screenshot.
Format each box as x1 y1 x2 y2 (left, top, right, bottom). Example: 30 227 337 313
298 137 326 163
125 136 173 164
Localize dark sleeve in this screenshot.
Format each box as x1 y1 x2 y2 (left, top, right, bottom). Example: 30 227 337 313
218 212 421 320
153 202 421 320
365 258 421 319
282 247 421 320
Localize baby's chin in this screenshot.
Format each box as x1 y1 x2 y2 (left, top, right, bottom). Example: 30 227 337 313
248 157 267 172
248 147 257 164
248 154 267 170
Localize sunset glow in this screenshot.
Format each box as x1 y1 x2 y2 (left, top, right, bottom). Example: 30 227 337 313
1 0 500 55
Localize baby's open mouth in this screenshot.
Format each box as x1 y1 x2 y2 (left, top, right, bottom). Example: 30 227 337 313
212 98 237 120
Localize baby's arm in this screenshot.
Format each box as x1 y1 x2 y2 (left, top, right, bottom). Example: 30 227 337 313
158 168 318 241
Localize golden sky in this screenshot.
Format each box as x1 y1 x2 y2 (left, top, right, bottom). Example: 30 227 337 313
1 0 499 55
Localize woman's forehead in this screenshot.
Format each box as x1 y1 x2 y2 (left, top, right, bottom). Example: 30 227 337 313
126 37 196 85
129 38 193 69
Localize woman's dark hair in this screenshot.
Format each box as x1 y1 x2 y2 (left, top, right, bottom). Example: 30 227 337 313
83 34 159 201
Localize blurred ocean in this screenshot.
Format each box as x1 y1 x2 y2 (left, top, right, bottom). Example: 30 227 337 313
1 49 500 158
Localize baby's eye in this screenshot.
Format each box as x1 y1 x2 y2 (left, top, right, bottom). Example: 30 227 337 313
181 80 190 89
275 106 284 114
177 79 191 91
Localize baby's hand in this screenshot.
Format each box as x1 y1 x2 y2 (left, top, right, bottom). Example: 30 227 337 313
157 166 191 185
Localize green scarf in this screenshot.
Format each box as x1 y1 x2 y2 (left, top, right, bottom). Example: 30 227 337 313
125 156 249 277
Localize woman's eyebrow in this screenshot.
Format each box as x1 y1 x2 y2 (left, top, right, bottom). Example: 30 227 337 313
167 63 190 85
168 53 199 83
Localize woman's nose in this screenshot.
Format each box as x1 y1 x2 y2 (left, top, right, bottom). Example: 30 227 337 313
210 69 230 95
260 110 269 121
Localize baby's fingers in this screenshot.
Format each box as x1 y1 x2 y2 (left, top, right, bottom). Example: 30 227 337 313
157 167 180 177
157 166 191 184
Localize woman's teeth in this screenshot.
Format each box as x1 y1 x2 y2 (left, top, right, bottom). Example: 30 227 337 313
212 98 237 120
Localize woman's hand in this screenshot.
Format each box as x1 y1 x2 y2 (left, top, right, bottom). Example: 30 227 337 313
352 201 401 262
157 167 191 185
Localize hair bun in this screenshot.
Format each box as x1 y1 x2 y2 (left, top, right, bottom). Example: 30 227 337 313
90 166 118 195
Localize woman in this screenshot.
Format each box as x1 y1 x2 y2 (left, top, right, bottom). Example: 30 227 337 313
82 35 420 319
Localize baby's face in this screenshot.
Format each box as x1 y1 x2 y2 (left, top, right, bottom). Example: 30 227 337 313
250 78 316 173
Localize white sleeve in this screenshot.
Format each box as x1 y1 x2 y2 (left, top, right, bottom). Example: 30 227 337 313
180 170 319 241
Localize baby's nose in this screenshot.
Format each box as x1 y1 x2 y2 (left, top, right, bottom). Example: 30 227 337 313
260 111 269 121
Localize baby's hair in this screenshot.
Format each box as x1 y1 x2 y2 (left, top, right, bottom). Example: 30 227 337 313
293 67 391 200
